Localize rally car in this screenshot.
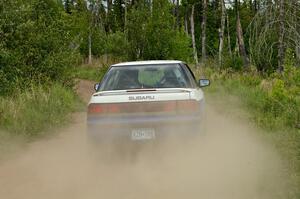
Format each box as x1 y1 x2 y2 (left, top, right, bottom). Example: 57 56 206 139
87 60 209 142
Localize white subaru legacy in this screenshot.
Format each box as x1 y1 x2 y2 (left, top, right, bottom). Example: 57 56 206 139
87 60 210 142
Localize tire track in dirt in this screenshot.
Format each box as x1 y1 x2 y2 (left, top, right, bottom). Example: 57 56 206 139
0 80 291 199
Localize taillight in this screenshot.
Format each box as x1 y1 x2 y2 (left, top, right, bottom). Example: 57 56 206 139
88 104 105 114
176 100 199 112
107 104 120 113
88 100 199 115
88 104 122 114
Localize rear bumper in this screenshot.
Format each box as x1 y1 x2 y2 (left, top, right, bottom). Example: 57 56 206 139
86 114 204 142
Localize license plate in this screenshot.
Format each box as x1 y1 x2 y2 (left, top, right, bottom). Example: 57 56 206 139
131 128 155 140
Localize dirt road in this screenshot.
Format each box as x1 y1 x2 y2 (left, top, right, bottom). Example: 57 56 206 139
0 80 291 199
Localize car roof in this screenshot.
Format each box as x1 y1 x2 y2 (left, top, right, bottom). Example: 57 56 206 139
111 60 184 67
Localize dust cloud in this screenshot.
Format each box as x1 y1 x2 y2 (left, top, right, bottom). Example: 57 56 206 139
0 81 292 199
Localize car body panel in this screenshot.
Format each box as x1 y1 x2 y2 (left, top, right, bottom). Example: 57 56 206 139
111 60 183 67
90 88 203 104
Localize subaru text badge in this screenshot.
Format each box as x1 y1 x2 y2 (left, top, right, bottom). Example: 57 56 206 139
128 96 155 101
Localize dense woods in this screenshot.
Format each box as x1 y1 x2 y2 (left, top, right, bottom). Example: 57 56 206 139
0 0 299 130
1 0 300 96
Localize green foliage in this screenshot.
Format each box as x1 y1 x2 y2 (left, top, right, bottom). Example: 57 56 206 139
73 66 109 82
80 30 106 57
126 1 150 60
204 67 300 130
74 0 193 61
170 31 193 62
106 31 129 59
126 0 192 61
143 0 173 59
223 55 244 70
111 0 125 31
64 0 74 14
0 84 82 137
0 0 80 96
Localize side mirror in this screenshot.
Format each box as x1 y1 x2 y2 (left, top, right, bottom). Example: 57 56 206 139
94 83 100 91
199 79 210 87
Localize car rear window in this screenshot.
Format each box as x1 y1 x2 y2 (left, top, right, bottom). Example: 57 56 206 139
99 64 193 91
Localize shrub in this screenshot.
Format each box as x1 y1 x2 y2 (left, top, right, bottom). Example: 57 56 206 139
0 0 79 96
74 65 109 82
0 84 82 137
223 55 244 70
106 31 129 60
125 0 193 61
203 66 300 130
170 31 193 62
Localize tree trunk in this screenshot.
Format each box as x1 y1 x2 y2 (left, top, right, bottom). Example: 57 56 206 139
184 8 189 35
184 15 189 35
226 13 232 57
296 46 300 63
253 0 257 12
124 0 127 29
172 0 176 29
235 0 249 67
218 0 226 66
235 36 240 55
107 0 112 13
201 0 207 63
176 0 180 29
278 0 285 72
149 0 153 15
107 0 112 32
190 5 198 64
88 31 92 64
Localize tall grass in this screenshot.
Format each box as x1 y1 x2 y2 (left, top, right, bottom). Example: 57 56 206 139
0 84 82 138
198 66 300 198
202 67 300 130
73 66 109 82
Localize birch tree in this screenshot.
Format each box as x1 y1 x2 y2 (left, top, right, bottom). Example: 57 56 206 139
278 0 285 72
201 0 207 63
190 4 198 64
235 0 249 67
218 0 226 66
226 12 232 57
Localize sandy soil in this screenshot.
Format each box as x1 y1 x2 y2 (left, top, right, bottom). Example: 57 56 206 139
0 81 291 199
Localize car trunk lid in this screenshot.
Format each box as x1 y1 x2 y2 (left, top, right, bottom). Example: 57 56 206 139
88 88 200 116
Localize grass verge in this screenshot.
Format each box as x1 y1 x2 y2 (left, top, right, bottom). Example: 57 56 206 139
73 65 109 82
196 66 300 198
0 83 83 146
